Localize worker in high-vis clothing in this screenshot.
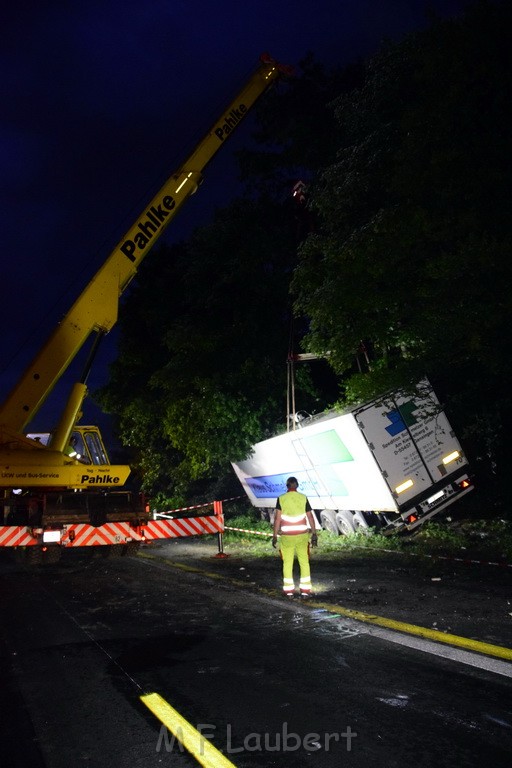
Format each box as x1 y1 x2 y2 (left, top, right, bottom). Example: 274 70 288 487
272 476 317 597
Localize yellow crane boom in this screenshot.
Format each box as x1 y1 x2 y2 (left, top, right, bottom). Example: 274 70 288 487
0 54 284 445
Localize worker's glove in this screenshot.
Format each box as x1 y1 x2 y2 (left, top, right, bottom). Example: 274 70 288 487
311 533 318 548
272 536 278 549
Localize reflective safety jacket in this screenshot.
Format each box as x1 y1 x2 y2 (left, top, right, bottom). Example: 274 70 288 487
276 490 312 535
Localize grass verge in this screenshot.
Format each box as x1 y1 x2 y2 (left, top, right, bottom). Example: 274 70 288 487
221 513 512 562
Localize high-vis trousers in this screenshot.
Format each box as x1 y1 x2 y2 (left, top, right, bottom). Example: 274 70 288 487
280 533 312 595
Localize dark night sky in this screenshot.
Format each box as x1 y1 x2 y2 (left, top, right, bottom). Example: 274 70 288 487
1 0 470 434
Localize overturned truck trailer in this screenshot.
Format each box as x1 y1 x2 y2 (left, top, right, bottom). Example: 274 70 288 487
232 380 473 535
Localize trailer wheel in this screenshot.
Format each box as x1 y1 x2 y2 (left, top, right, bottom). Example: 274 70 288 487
336 511 357 536
319 510 339 535
353 511 372 535
259 508 275 524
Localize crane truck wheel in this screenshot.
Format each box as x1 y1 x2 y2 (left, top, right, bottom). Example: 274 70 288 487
28 546 42 565
43 545 62 564
335 510 357 536
101 544 124 558
319 509 339 535
122 541 140 557
23 546 43 565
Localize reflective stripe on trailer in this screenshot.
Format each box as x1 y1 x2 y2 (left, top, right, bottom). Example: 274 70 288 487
0 526 39 547
143 514 223 541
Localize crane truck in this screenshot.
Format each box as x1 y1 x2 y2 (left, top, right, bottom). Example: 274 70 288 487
0 54 288 559
232 379 473 535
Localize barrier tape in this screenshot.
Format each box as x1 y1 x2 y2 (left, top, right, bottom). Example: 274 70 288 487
224 526 273 538
154 496 243 517
345 543 512 569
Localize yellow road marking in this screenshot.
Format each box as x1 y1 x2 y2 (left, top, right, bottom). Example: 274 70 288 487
308 600 512 662
140 692 236 768
139 553 512 662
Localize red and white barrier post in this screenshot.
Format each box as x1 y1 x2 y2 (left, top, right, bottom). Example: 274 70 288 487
213 500 229 559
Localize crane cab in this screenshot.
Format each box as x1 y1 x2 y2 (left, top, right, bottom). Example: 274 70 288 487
26 426 111 465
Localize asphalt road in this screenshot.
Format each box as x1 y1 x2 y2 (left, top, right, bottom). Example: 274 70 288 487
0 545 511 768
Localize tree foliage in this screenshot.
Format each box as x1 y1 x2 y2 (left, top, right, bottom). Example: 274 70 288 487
97 198 326 502
98 2 512 510
237 54 364 198
292 1 512 505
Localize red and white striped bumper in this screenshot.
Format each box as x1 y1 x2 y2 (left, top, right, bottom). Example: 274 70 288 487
0 514 223 548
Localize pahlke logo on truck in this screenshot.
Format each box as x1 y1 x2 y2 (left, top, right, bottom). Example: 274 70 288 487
120 196 176 263
214 103 247 142
81 475 120 484
119 103 248 264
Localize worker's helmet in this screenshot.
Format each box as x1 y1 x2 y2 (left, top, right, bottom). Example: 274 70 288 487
286 476 299 488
